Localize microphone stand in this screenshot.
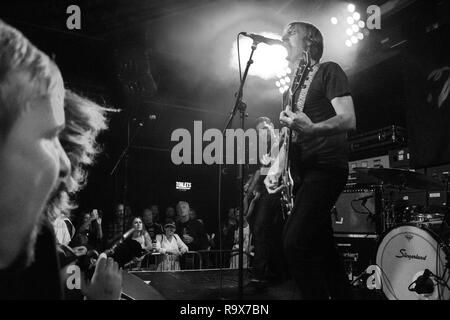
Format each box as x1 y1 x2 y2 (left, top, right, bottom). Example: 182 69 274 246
218 39 257 300
110 114 146 234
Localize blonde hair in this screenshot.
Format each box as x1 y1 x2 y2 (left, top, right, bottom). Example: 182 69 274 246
0 20 64 138
45 90 108 221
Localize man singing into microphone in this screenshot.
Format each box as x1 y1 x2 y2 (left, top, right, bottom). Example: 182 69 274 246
265 22 356 299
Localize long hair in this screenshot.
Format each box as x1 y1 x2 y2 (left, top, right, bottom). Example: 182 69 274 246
284 22 324 61
45 90 108 221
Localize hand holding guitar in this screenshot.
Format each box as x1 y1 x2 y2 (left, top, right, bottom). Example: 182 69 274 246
280 109 315 136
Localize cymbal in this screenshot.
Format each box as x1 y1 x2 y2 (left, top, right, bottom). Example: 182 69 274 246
353 167 445 190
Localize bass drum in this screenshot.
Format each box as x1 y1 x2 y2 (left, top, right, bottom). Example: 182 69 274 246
376 225 450 300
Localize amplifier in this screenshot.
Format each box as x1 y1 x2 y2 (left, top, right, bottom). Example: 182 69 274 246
348 125 407 160
347 155 390 187
388 147 411 168
332 188 381 234
335 235 378 282
426 164 450 207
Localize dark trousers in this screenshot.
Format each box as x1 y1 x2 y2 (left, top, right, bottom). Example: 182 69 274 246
283 167 352 300
250 191 285 280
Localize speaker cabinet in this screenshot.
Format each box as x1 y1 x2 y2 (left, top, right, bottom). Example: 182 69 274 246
332 188 380 234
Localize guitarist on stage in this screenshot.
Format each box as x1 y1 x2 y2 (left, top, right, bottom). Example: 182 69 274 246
245 117 285 288
264 22 356 299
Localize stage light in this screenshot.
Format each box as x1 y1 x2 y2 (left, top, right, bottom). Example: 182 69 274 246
353 12 360 21
347 4 355 13
357 32 364 40
331 17 338 25
286 67 292 74
351 36 358 44
283 85 289 92
279 87 284 94
285 77 290 83
346 28 353 36
347 16 354 25
352 24 359 32
345 40 352 47
280 78 286 85
358 20 365 28
275 81 281 87
230 32 288 80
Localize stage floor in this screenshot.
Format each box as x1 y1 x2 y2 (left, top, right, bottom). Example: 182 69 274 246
130 269 302 300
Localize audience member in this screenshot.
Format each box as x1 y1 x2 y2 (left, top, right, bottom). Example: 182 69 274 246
155 220 188 271
105 203 129 246
142 208 163 241
189 208 204 225
0 21 121 300
175 201 209 251
131 217 152 252
150 204 161 224
70 210 103 251
164 206 176 223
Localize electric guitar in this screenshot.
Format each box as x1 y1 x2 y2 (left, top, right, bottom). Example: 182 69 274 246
279 51 312 217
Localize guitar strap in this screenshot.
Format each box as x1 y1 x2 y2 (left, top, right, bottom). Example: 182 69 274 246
292 63 320 143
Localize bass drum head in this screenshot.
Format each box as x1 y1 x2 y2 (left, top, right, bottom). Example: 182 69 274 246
376 225 449 300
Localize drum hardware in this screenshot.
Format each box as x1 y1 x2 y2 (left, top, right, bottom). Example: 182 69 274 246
353 167 445 191
352 167 450 299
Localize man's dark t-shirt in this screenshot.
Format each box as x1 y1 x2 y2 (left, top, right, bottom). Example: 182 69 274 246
287 61 351 170
176 219 209 251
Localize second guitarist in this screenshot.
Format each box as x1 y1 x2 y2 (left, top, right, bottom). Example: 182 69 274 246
246 117 285 287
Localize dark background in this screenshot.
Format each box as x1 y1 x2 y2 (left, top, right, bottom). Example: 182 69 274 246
1 0 449 232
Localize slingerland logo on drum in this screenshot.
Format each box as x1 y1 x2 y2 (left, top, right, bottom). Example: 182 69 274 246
395 249 427 261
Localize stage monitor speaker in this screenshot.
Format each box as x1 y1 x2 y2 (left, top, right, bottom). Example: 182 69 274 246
121 271 165 300
332 188 379 234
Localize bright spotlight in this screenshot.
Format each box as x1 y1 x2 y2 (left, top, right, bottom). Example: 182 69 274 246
280 78 286 85
229 32 288 80
346 28 353 36
283 85 289 91
347 16 355 25
351 36 358 44
285 77 291 83
357 32 364 40
279 87 284 94
352 24 359 32
353 12 360 21
331 17 338 25
347 4 355 13
286 67 292 74
275 81 281 87
345 40 352 47
358 20 365 28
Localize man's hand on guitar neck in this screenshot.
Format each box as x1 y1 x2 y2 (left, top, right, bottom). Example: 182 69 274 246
280 109 315 137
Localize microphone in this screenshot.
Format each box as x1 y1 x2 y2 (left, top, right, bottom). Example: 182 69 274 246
408 269 435 295
241 32 284 46
104 228 136 255
104 228 144 267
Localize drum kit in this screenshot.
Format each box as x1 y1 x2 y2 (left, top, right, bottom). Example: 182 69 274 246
354 167 450 300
